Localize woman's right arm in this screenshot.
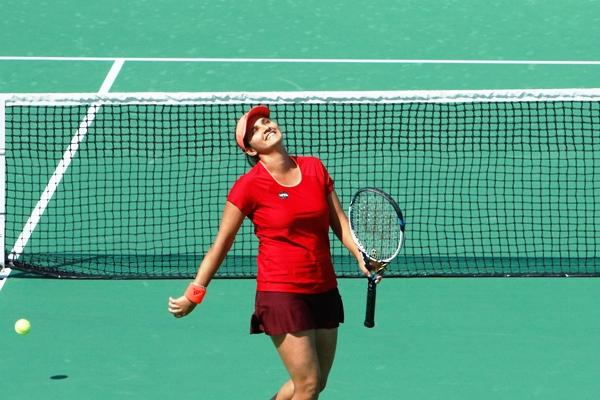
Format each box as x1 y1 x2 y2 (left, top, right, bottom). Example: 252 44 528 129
168 201 245 318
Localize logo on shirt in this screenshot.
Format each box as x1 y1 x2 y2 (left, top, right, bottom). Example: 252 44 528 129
278 191 289 200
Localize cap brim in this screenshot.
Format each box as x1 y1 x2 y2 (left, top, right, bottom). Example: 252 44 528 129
236 105 270 150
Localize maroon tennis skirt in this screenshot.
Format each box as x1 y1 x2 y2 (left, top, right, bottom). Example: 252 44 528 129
250 288 344 335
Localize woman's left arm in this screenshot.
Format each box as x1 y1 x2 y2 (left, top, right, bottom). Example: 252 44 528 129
327 190 371 277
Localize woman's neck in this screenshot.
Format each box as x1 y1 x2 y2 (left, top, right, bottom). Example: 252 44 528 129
259 151 301 187
260 151 295 175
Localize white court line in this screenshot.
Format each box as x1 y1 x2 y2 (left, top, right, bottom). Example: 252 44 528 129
7 59 125 265
0 268 11 291
1 56 600 65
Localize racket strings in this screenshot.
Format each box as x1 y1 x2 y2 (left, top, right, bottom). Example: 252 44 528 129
350 192 403 260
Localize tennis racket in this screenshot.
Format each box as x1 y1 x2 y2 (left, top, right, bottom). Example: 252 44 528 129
348 188 405 328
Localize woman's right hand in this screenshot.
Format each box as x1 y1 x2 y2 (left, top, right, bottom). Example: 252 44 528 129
359 257 386 284
168 295 197 318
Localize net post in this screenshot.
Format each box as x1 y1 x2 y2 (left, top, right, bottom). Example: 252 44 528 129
0 99 6 269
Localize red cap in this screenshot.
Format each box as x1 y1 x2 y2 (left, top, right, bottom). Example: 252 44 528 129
235 105 270 151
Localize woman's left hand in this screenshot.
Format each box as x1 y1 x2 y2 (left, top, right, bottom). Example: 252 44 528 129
168 295 197 318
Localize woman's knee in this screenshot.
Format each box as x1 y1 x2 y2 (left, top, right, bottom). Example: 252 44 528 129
294 374 321 397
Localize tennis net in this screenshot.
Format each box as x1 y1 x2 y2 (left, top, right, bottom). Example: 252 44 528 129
1 89 599 278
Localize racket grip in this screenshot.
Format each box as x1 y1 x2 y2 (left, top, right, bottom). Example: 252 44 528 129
364 275 377 328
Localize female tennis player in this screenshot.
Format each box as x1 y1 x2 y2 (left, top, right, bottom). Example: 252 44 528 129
168 105 374 400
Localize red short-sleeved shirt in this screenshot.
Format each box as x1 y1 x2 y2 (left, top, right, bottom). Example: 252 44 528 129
227 156 337 294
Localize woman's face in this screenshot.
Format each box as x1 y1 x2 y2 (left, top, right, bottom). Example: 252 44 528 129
245 117 283 153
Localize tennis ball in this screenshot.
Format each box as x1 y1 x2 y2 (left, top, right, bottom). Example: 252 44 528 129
14 319 31 335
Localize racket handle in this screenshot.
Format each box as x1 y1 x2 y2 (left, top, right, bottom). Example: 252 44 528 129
364 275 377 328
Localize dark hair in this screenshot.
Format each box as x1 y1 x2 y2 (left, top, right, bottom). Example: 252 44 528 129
242 134 259 166
246 154 259 166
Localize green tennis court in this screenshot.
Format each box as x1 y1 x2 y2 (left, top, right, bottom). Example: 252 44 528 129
2 1 600 399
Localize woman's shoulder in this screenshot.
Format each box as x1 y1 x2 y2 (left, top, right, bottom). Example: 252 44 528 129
243 161 268 177
296 155 324 166
231 163 263 187
295 155 330 177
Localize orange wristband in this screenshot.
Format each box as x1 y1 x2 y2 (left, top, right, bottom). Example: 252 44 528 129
185 283 207 304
